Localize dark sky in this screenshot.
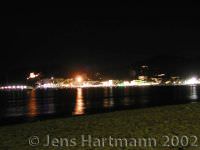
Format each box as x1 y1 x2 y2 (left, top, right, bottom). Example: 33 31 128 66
1 6 200 81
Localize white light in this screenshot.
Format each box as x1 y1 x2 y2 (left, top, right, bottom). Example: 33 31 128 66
184 77 199 85
130 80 137 85
0 85 29 90
158 74 165 77
124 81 130 86
27 72 40 79
108 80 113 86
101 80 114 87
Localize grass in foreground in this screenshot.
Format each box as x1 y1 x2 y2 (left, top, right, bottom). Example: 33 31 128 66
1 104 200 150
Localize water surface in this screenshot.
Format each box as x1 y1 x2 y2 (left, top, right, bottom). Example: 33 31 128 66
0 86 199 125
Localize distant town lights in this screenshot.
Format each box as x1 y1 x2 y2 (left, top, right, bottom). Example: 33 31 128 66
158 74 165 77
184 77 200 85
123 81 130 86
0 85 28 90
102 80 113 87
27 72 40 80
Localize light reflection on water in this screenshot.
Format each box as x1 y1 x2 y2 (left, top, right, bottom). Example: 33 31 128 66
28 90 38 117
1 86 200 124
189 86 198 100
103 87 114 108
123 88 131 106
73 88 85 115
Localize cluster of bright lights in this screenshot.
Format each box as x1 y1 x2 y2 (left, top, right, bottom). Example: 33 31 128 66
27 72 40 80
130 81 152 86
102 80 113 87
37 83 57 89
184 77 200 85
81 80 157 88
34 75 200 89
0 85 27 90
120 80 157 86
81 83 102 88
36 78 162 89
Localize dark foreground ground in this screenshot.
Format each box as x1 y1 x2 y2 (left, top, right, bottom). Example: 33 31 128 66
1 103 200 150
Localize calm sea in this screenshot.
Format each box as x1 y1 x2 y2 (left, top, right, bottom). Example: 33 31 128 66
0 86 199 125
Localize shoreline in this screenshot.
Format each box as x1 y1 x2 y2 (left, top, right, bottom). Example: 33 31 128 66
0 84 198 91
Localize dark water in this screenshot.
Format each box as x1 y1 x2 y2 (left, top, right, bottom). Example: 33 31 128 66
0 86 199 125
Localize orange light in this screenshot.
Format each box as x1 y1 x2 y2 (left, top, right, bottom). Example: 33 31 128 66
74 88 85 115
76 76 83 83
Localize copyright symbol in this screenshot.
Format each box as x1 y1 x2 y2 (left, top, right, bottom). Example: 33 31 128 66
29 136 40 146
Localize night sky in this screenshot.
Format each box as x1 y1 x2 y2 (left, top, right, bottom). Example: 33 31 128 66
1 6 200 82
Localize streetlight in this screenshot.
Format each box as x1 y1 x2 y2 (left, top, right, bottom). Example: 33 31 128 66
76 76 83 83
